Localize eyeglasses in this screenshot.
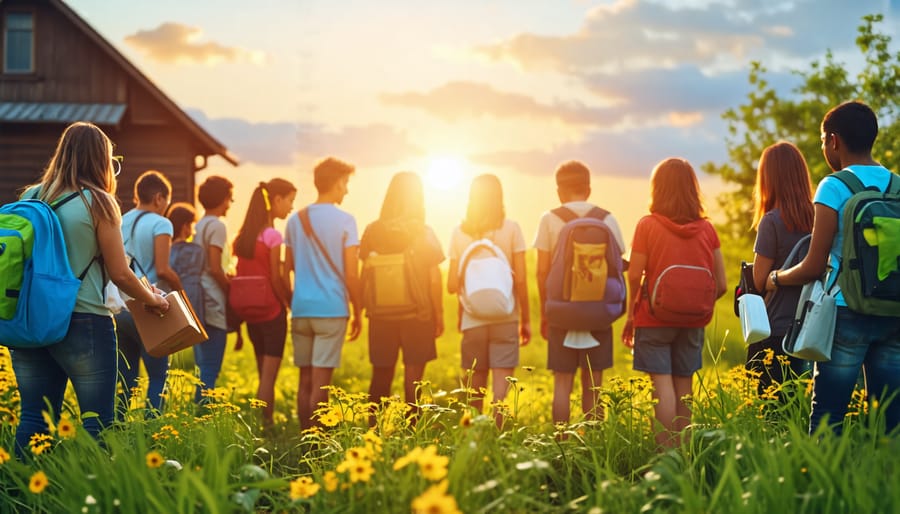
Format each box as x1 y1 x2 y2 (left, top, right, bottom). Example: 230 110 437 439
112 155 124 177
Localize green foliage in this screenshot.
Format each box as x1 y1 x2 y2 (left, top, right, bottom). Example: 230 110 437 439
704 14 900 247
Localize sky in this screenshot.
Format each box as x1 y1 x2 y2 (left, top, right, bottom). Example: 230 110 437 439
66 0 899 248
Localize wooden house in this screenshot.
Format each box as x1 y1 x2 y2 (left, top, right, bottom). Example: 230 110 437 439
0 0 238 206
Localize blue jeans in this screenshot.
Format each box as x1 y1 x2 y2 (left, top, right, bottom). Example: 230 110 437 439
810 308 900 435
193 327 227 402
116 311 169 413
10 313 117 456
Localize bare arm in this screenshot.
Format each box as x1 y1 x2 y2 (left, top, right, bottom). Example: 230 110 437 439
512 250 531 345
97 217 166 309
268 243 290 305
536 249 550 340
154 233 182 290
751 254 775 294
344 245 362 340
622 251 647 348
768 204 836 289
447 259 459 295
429 266 444 338
712 248 727 299
207 245 230 291
283 246 294 299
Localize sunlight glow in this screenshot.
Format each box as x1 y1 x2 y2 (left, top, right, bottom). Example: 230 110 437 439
424 155 469 193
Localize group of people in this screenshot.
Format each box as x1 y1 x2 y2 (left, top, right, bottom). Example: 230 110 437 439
6 99 900 458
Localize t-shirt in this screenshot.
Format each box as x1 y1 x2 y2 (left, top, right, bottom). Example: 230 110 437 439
359 220 445 316
631 214 720 328
533 201 626 345
814 164 895 307
196 215 229 330
26 187 107 315
121 208 173 287
754 209 809 336
448 219 526 331
284 203 359 318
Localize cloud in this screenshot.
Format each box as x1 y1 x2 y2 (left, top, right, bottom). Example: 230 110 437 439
186 110 419 167
380 81 620 125
476 0 874 74
125 22 265 65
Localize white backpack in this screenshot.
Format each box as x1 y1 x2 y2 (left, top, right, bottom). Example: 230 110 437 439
458 238 515 320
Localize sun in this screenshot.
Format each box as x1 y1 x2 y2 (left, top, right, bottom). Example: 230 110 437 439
424 155 469 193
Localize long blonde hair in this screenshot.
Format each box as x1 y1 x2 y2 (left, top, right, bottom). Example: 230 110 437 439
33 122 121 223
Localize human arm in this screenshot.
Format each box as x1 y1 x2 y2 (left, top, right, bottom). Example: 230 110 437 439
97 217 167 313
712 248 727 299
512 250 531 346
344 245 362 341
154 233 182 291
767 204 836 290
430 266 444 338
622 251 646 348
752 254 775 294
536 249 550 341
268 243 291 306
206 244 230 291
283 246 294 299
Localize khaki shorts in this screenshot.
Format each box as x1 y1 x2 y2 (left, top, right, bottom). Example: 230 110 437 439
461 322 519 371
291 317 348 368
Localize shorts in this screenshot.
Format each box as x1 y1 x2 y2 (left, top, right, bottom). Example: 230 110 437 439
369 318 437 367
632 327 704 376
461 322 518 371
291 317 348 368
246 309 287 358
546 327 613 373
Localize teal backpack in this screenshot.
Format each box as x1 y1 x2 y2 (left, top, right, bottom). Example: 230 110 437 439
0 191 92 348
833 170 900 317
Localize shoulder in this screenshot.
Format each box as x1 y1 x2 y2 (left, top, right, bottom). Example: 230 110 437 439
151 213 174 233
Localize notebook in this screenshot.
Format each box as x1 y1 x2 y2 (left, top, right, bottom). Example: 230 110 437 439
126 289 208 357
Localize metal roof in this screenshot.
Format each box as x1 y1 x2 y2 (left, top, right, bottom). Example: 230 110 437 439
0 102 127 125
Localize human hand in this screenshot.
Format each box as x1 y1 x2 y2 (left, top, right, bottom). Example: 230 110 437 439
434 315 445 338
622 319 635 348
145 292 169 317
540 318 548 341
348 315 362 341
520 322 532 346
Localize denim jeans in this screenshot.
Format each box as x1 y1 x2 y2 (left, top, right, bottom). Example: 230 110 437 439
116 310 169 413
10 313 117 456
193 327 227 402
810 308 900 435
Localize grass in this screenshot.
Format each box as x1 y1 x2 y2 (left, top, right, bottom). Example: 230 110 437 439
1 259 894 513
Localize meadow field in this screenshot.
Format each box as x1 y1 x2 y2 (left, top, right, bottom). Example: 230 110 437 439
1 258 897 513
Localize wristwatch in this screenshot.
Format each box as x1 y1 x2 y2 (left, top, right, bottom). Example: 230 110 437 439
770 270 780 288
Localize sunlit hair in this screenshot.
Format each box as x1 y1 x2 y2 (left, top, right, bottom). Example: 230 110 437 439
379 172 426 227
752 141 814 232
313 157 355 194
649 157 705 224
233 178 296 259
197 175 233 210
461 174 505 237
134 170 171 206
166 202 196 240
30 121 120 223
555 160 591 197
822 100 878 154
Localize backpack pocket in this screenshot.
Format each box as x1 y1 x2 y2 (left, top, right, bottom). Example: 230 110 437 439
367 253 413 308
650 265 716 324
0 232 26 319
567 242 607 302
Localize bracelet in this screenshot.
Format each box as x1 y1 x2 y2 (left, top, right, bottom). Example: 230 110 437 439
771 270 780 288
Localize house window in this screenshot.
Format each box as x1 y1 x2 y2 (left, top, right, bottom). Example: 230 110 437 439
4 12 34 73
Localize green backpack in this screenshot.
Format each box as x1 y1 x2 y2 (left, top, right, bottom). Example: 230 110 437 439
833 169 900 317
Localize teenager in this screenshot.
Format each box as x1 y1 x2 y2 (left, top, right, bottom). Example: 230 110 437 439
746 142 812 396
534 161 626 424
116 170 183 414
11 122 167 456
622 158 726 448
232 179 296 426
194 175 234 403
769 101 900 435
448 174 530 428
284 157 362 429
360 172 445 412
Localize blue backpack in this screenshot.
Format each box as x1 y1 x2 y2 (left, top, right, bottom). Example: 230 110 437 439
170 240 205 324
0 192 94 348
544 207 626 330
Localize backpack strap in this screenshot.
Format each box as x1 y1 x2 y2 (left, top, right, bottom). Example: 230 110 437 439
298 208 347 286
124 211 152 277
832 169 866 195
887 173 900 195
551 206 579 223
44 190 100 281
585 206 610 220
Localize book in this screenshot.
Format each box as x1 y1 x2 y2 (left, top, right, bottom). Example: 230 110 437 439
126 289 208 357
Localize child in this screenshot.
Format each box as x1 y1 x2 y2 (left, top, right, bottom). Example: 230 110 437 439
534 161 626 425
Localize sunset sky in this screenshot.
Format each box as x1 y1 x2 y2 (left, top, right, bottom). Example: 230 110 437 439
67 0 899 248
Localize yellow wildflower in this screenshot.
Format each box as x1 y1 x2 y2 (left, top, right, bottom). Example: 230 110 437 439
289 476 320 500
393 446 424 470
29 471 49 494
323 471 339 492
347 459 374 483
0 447 10 464
250 398 267 409
418 445 449 482
362 430 383 454
411 480 461 514
318 408 341 427
57 418 76 439
459 411 473 428
346 446 373 463
146 451 164 468
29 433 53 456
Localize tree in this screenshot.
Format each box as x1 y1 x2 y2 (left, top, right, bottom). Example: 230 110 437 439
704 14 900 248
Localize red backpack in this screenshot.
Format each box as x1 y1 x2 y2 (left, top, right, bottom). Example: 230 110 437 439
230 239 282 324
642 215 717 325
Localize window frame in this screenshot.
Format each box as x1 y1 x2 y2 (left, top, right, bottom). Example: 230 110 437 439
3 10 36 75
